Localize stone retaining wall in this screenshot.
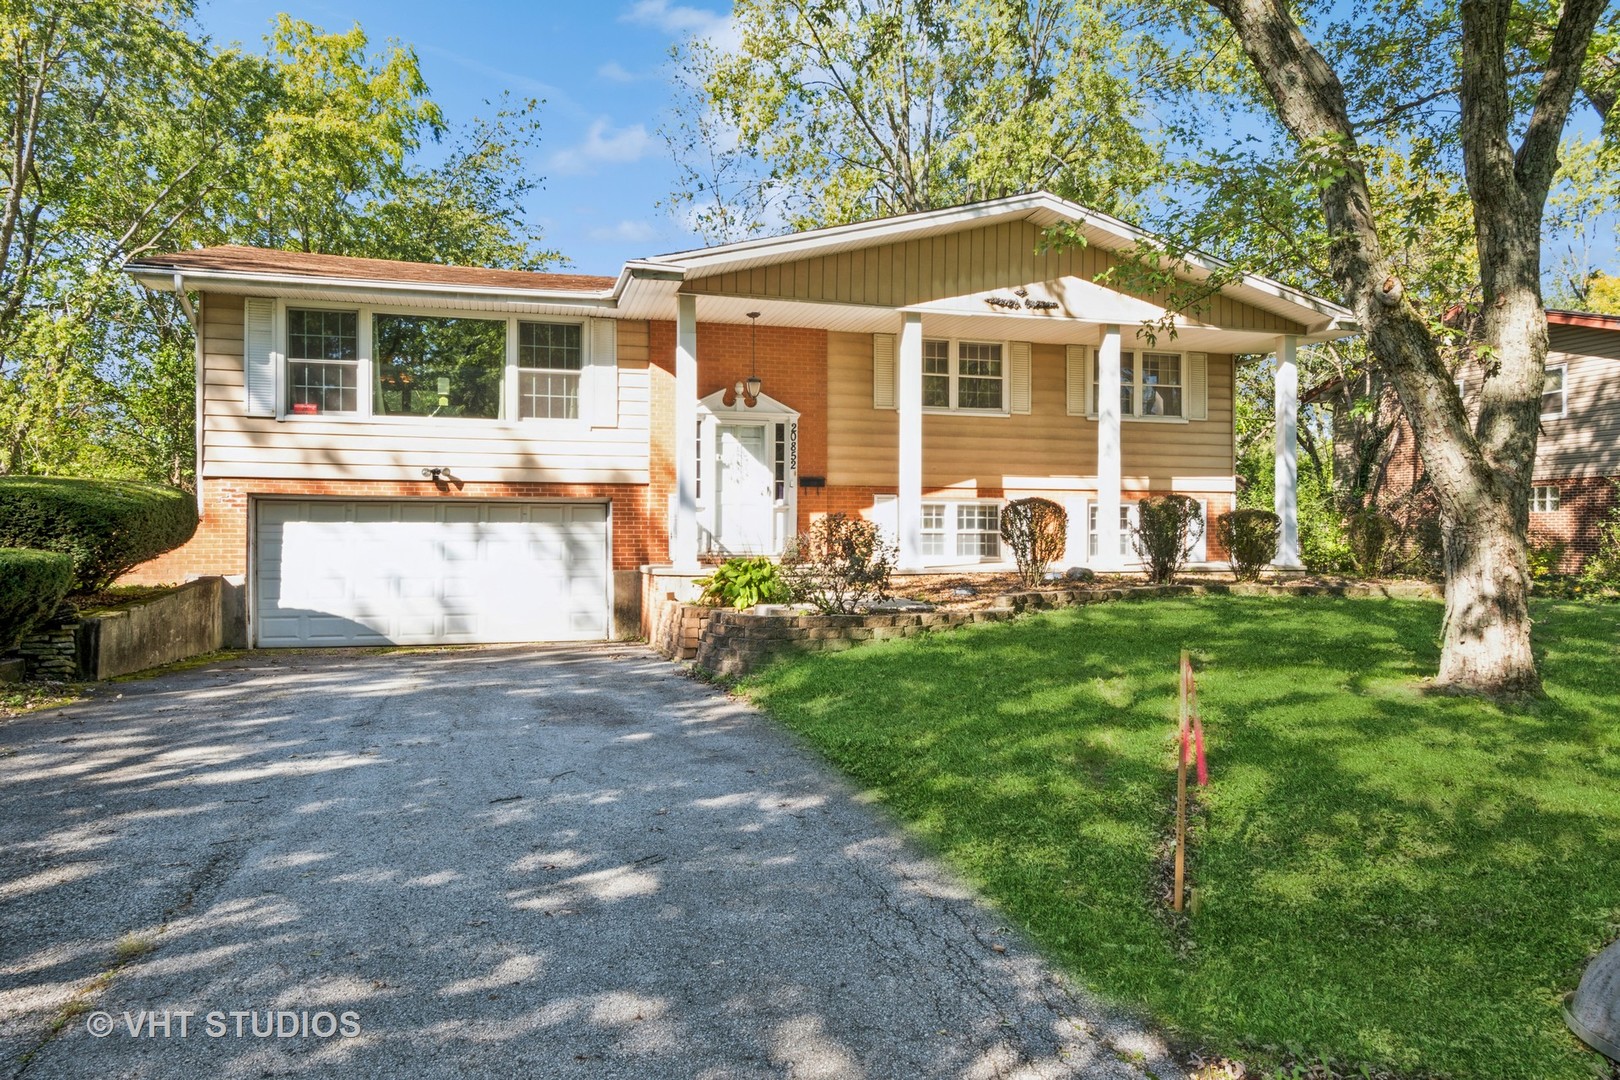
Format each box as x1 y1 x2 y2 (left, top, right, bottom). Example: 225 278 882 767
11 577 228 682
655 579 1441 679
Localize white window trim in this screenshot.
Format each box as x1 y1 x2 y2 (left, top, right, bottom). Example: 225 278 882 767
918 499 1005 564
274 299 593 431
921 338 1012 417
1531 484 1561 513
1541 364 1567 420
1088 350 1192 425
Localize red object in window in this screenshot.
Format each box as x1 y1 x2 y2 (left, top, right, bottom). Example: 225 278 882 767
291 403 319 415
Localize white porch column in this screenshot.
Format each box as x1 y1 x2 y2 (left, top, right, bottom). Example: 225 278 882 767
1273 334 1303 569
1094 324 1124 570
671 294 701 571
897 312 924 570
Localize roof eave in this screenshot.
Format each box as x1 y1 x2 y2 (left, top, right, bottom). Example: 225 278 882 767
125 262 620 306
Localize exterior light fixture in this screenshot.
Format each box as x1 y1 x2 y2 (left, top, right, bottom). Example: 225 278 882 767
742 311 763 405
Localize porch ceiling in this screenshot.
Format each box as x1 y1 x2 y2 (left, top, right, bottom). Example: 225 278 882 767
647 288 1319 356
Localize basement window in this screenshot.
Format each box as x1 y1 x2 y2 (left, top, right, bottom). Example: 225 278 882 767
1531 485 1560 513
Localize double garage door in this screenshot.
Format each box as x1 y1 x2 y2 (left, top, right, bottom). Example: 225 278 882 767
255 499 610 647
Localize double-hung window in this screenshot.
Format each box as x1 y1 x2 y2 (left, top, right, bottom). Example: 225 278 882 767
922 339 1005 412
287 309 359 414
518 321 584 420
1092 351 1184 418
917 502 1001 560
1088 504 1135 558
1541 366 1566 419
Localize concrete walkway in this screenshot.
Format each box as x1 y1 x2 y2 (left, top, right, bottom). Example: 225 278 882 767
0 646 1180 1079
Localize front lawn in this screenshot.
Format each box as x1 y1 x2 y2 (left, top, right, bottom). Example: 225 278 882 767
743 596 1620 1079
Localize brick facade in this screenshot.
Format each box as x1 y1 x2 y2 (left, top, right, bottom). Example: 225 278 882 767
1528 475 1618 573
121 478 661 585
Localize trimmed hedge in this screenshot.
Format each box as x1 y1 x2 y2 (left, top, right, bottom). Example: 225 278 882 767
1216 509 1281 581
0 478 197 592
0 548 74 652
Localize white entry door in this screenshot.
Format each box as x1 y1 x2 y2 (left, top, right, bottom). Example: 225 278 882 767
254 499 610 647
715 424 774 553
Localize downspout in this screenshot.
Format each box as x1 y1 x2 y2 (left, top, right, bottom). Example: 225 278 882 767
174 272 202 515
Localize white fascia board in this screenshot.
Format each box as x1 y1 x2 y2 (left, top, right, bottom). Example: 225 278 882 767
125 266 619 308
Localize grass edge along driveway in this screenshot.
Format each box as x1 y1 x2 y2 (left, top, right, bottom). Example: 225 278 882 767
741 596 1620 1080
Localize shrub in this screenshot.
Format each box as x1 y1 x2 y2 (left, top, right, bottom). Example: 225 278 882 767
0 548 75 652
1215 509 1279 581
0 478 197 591
1579 486 1620 595
781 513 897 614
1346 508 1397 577
695 557 793 610
1131 495 1204 584
999 498 1067 588
1526 535 1567 583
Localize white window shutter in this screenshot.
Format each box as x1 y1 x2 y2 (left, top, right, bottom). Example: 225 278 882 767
1009 341 1032 414
244 297 276 418
1194 499 1209 562
1067 345 1090 416
588 318 618 428
873 333 896 410
1188 352 1208 420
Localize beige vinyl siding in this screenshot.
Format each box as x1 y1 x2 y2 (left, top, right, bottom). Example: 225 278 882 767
1536 325 1620 476
827 331 1235 489
686 220 1305 334
198 294 651 485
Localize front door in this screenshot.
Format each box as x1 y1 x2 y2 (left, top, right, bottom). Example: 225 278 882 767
715 424 774 553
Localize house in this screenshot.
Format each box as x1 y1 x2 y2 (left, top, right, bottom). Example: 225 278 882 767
1329 309 1620 573
122 192 1353 648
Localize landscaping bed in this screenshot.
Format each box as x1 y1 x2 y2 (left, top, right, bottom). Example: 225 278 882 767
741 595 1620 1079
895 571 1437 611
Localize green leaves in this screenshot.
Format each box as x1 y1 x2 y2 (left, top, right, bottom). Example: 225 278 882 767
0 4 558 484
666 0 1158 240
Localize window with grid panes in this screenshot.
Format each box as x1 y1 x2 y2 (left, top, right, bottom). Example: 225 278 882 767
286 309 359 414
518 322 584 419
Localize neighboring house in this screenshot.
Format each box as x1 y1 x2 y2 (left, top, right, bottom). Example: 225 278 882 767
1327 309 1620 573
123 192 1352 648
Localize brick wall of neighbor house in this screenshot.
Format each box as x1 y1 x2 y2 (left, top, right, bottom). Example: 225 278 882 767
120 479 662 585
1529 475 1618 573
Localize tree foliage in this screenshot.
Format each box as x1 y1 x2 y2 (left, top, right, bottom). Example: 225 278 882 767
0 1 557 485
665 0 1159 240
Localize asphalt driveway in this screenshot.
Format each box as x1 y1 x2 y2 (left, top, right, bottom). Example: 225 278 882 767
1 645 1180 1079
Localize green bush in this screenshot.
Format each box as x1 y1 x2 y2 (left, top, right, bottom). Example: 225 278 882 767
1346 508 1397 577
1215 509 1279 581
999 497 1067 588
695 557 793 610
1579 485 1620 596
0 548 75 652
1527 535 1567 582
782 513 897 614
1131 495 1204 584
0 478 197 591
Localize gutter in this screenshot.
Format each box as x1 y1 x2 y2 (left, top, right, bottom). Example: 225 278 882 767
172 272 204 518
126 264 620 307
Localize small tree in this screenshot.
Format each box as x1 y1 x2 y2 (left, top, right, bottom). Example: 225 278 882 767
1215 509 1279 582
781 513 897 614
999 498 1067 588
1346 508 1397 579
1132 495 1204 584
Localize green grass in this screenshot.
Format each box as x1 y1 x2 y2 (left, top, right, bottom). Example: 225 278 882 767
743 596 1620 1079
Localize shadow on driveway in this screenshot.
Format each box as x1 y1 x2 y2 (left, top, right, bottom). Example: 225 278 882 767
0 645 1178 1079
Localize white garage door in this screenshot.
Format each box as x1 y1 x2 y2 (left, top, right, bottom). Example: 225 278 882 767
254 500 610 647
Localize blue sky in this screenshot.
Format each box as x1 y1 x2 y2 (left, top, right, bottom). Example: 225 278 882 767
197 0 730 274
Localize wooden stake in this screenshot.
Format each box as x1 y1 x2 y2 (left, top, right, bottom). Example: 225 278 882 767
1174 650 1189 912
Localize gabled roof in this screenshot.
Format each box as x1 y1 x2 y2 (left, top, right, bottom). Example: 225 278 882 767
637 191 1356 336
126 245 616 297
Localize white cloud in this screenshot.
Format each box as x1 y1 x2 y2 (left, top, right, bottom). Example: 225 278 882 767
589 219 659 244
597 61 644 83
618 0 728 36
548 119 656 176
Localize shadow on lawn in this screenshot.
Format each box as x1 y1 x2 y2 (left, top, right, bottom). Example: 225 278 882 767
748 595 1620 1080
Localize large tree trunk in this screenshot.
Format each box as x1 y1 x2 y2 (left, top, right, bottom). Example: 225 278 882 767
1207 0 1609 694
